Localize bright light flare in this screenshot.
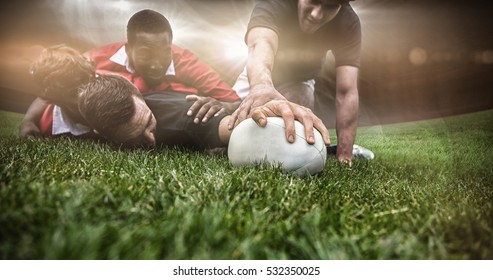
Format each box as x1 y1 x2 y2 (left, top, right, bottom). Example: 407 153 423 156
224 42 248 62
48 0 253 82
167 1 252 81
114 0 131 12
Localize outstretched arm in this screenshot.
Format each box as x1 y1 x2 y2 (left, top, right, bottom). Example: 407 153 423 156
19 97 49 137
228 27 285 129
335 66 359 163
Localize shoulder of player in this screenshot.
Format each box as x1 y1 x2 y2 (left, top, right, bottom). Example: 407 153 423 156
170 44 203 63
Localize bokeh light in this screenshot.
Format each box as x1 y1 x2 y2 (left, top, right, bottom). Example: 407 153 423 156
409 48 427 66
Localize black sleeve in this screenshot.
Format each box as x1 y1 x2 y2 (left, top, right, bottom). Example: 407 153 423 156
332 4 362 68
144 92 227 150
245 0 296 41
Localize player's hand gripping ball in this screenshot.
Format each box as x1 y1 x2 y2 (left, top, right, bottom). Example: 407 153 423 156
228 117 327 177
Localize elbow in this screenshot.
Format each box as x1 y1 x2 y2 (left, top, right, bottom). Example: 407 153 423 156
336 86 358 102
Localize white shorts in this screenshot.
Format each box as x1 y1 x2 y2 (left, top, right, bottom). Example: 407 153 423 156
232 67 315 100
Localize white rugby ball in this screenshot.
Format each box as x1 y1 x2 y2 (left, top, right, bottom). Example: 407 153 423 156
228 117 327 177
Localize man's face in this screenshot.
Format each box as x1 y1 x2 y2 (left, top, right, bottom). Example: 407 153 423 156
298 0 342 34
112 95 157 148
127 31 172 88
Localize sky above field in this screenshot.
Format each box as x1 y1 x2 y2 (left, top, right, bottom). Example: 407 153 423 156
0 0 492 124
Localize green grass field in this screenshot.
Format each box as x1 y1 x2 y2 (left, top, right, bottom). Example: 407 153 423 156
0 109 492 260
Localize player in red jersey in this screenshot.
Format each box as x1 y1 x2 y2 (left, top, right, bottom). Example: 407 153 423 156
19 9 240 138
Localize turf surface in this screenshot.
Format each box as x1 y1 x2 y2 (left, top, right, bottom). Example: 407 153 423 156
0 110 492 259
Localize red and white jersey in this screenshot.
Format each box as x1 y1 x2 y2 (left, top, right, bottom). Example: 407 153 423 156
86 42 240 102
38 105 90 137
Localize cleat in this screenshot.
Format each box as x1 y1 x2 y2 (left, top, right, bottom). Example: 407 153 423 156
326 144 375 159
352 144 375 159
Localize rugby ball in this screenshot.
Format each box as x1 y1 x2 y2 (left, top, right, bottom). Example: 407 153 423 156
228 117 327 177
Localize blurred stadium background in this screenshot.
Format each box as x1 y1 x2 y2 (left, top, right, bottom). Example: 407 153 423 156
0 0 492 126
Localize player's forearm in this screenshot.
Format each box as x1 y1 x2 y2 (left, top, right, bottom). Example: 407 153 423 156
246 28 278 89
22 97 49 123
218 115 232 144
247 49 274 89
19 97 50 137
335 89 359 161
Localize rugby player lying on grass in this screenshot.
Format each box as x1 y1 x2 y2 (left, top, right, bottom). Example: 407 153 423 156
77 74 328 149
20 9 241 138
22 44 330 149
20 44 238 140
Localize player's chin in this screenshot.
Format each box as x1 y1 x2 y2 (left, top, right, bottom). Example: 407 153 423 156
301 22 321 34
144 76 165 88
